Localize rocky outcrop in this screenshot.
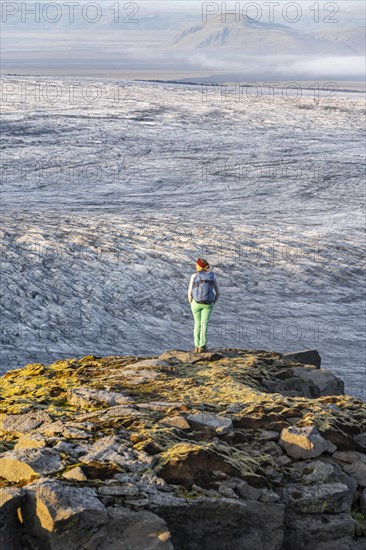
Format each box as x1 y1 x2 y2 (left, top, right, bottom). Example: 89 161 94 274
279 426 337 459
0 348 365 549
283 512 356 550
282 349 321 368
186 413 233 435
0 487 25 550
20 478 173 550
0 411 52 435
0 448 62 482
152 496 285 550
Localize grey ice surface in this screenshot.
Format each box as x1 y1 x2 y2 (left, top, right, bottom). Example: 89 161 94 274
1 77 365 400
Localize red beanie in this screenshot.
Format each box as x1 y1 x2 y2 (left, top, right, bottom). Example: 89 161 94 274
196 258 209 269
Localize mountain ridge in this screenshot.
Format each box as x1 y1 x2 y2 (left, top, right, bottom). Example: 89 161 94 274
171 15 361 56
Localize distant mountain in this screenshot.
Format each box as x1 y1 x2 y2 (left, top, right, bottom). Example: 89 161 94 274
306 27 366 55
171 16 358 55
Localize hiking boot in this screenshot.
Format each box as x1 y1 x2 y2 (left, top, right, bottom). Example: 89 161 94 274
198 345 207 353
194 347 199 353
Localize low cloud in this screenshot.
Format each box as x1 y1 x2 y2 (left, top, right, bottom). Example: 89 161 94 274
1 28 364 81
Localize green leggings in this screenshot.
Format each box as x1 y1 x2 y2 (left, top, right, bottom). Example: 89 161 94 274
191 299 214 348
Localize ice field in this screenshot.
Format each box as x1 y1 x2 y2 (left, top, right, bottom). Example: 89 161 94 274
1 77 365 399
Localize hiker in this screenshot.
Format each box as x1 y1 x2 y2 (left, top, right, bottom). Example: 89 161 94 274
188 258 220 353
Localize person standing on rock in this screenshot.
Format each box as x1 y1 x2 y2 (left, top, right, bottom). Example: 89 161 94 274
188 258 220 353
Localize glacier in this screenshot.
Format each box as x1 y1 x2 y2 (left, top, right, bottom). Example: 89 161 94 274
0 77 365 400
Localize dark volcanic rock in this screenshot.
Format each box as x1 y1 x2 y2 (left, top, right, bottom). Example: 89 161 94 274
0 348 365 549
0 487 25 550
284 482 353 514
283 349 322 368
152 497 285 550
155 443 242 487
283 512 356 550
21 479 173 550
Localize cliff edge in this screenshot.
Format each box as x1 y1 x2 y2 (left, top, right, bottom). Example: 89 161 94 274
1 348 365 549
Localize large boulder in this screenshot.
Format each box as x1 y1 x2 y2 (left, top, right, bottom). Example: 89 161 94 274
0 411 52 436
14 434 47 450
343 461 366 487
0 487 25 550
22 479 173 550
67 387 132 409
0 448 62 482
333 451 366 464
187 413 233 435
85 507 174 550
236 481 263 500
284 512 355 549
290 460 335 484
283 350 321 368
39 421 91 439
292 367 344 396
151 496 285 550
280 426 336 459
22 479 108 549
155 443 242 487
332 451 366 489
284 482 353 514
79 435 132 465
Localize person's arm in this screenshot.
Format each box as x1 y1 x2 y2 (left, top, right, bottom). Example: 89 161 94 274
213 275 220 303
188 273 196 303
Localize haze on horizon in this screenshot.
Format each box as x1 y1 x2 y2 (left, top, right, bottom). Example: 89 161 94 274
1 0 365 80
